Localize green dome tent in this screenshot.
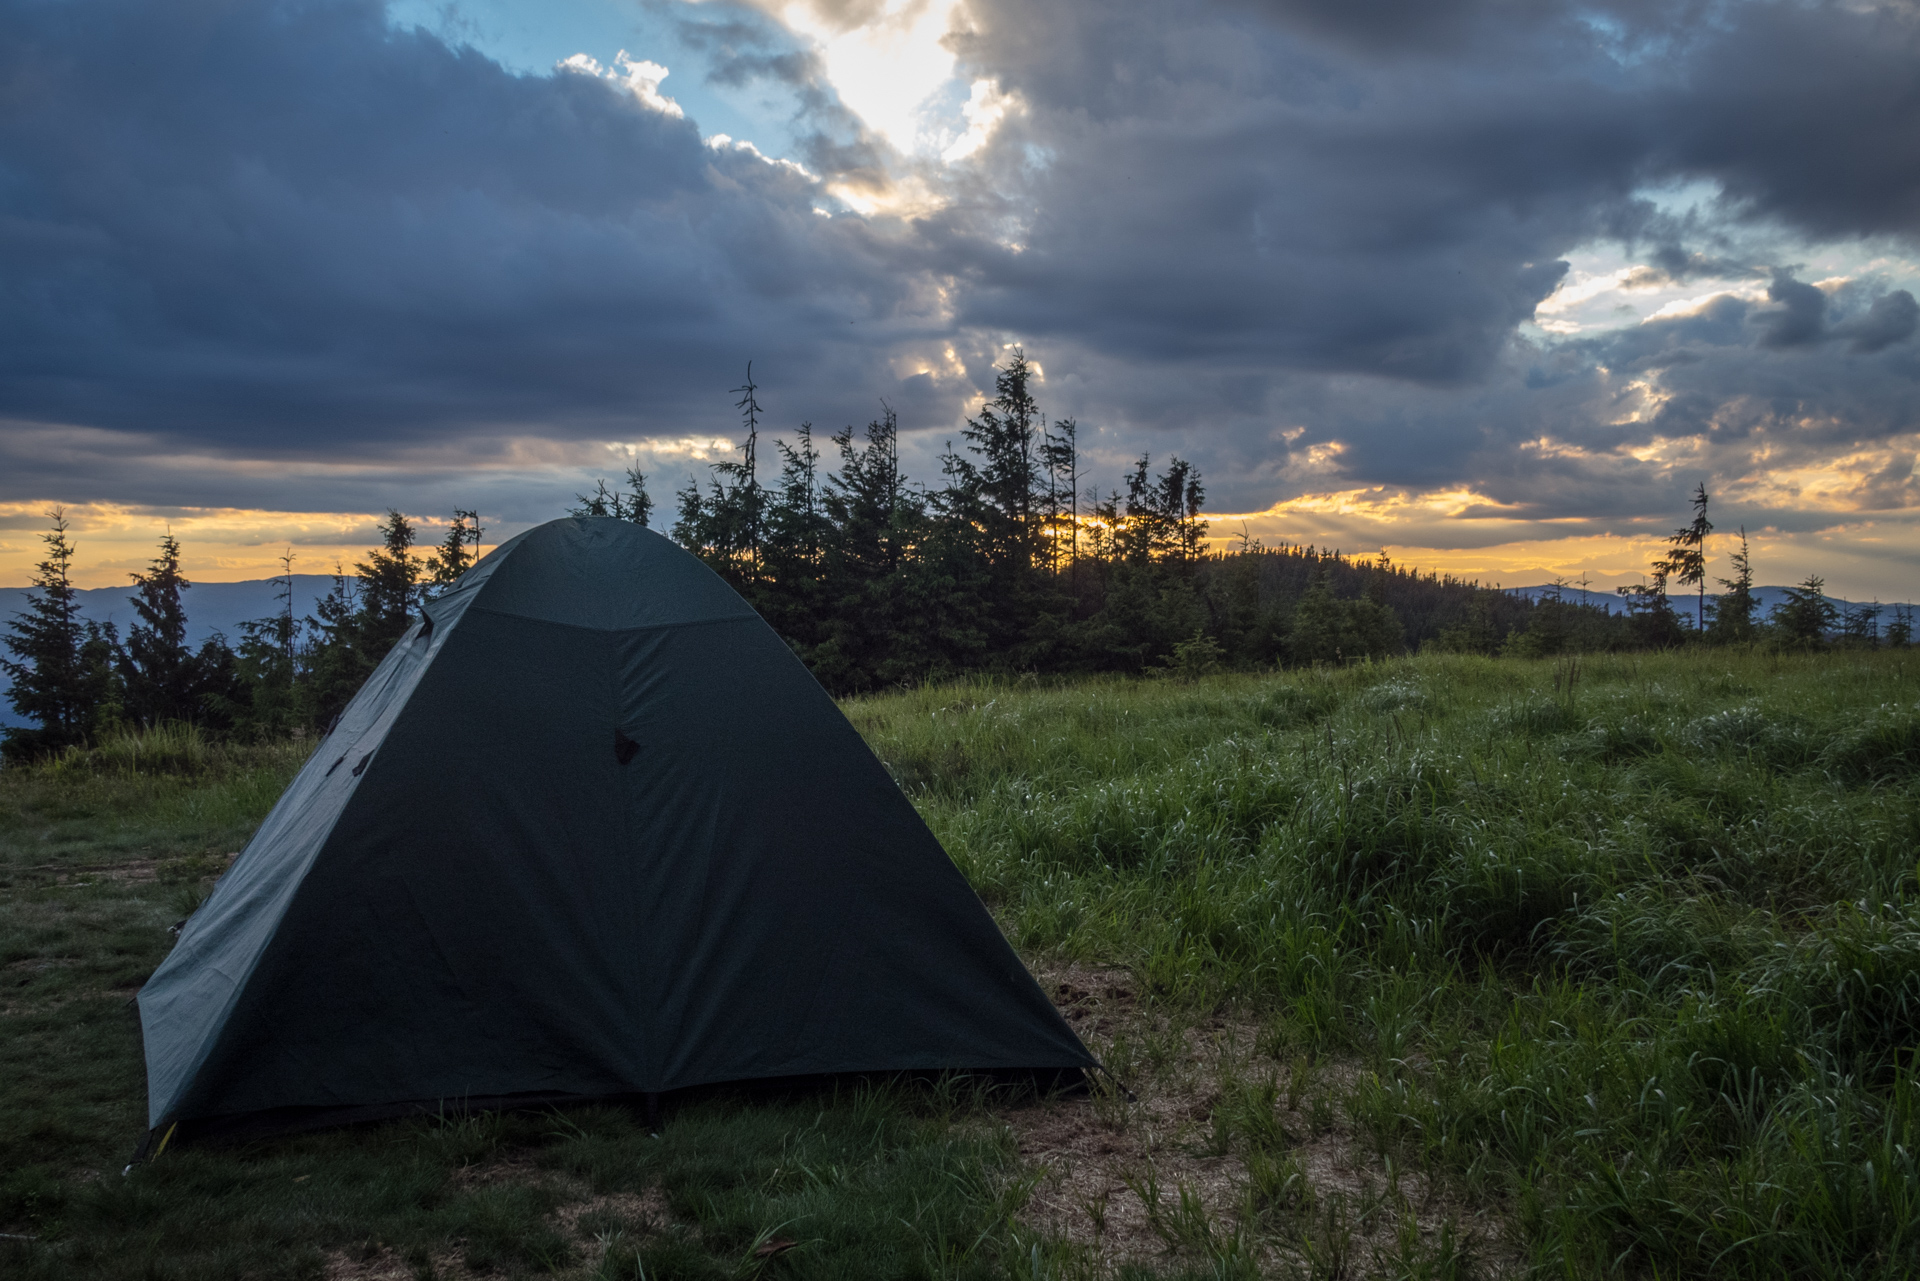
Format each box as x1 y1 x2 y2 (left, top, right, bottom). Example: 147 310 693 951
137 517 1092 1146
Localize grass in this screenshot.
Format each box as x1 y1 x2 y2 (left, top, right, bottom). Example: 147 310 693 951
846 649 1920 1276
5 651 1920 1277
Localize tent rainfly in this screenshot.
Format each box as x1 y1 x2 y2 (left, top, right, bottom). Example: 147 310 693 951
136 517 1093 1146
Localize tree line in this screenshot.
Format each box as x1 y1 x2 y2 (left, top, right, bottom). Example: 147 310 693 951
1484 483 1912 658
0 509 479 761
2 352 1903 762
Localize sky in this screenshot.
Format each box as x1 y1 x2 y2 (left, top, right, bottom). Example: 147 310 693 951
3 0 1918 595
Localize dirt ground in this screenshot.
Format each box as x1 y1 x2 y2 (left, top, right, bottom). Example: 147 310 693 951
1005 961 1512 1277
333 960 1511 1280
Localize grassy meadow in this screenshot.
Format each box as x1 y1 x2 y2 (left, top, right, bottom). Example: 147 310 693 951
5 650 1920 1277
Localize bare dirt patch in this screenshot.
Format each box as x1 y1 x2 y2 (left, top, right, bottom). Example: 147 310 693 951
321 1171 674 1280
447 1151 556 1188
555 1186 672 1239
1008 958 1513 1276
323 1243 476 1281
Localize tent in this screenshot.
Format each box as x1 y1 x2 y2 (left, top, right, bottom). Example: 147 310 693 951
137 517 1092 1144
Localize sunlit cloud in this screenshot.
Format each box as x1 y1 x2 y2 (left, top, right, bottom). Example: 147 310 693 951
1203 461 1920 599
757 0 966 154
557 51 685 118
940 78 1018 163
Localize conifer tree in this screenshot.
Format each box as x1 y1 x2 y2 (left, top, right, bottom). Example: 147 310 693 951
1619 514 1691 648
572 465 652 525
813 407 953 688
1614 578 1687 648
760 422 836 649
1287 566 1345 664
1705 526 1759 644
718 365 765 576
1286 563 1401 664
1887 605 1914 648
299 514 420 729
2 510 101 759
426 510 482 593
960 349 1042 572
273 548 299 674
1772 575 1838 650
1116 455 1205 565
355 510 422 657
1170 459 1206 563
1433 591 1500 654
827 408 909 581
122 531 198 726
1840 601 1882 648
768 423 828 571
233 549 303 737
1654 483 1712 630
303 563 363 730
1040 417 1080 574
674 369 766 583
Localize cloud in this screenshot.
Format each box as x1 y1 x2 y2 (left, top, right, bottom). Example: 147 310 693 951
2 0 1919 595
1839 290 1920 354
0 0 935 456
1757 271 1833 348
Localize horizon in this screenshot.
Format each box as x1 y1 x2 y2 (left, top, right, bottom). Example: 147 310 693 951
2 530 1900 609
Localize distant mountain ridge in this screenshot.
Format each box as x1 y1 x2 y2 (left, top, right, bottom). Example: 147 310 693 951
1504 585 1914 615
0 575 336 730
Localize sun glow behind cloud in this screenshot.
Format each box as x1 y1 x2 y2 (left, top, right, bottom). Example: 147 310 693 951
761 0 965 155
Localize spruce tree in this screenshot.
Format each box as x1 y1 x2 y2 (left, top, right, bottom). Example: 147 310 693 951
295 513 420 731
425 510 482 593
1168 459 1206 563
303 564 364 730
1654 483 1712 631
1840 602 1882 648
1285 563 1401 664
1040 417 1080 574
760 423 834 651
769 423 828 571
123 531 198 726
717 365 765 577
190 631 243 736
572 465 652 524
674 370 765 583
1705 527 1759 644
1771 575 1837 650
1615 578 1687 648
960 349 1042 572
1887 605 1914 648
355 511 422 659
1 509 105 759
1287 566 1345 664
234 549 303 737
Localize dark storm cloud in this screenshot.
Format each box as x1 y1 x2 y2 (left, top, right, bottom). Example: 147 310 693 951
940 0 1920 385
1757 272 1832 348
0 0 924 462
918 0 1920 516
1839 291 1920 354
1753 271 1920 352
3 0 1919 530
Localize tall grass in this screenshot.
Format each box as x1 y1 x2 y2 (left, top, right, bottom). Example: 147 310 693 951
8 651 1918 1277
850 650 1920 1277
0 727 313 880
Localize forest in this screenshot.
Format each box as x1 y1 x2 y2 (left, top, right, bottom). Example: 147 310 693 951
1 353 1902 762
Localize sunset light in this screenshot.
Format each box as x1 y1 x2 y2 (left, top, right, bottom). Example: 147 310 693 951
10 4 1920 1269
